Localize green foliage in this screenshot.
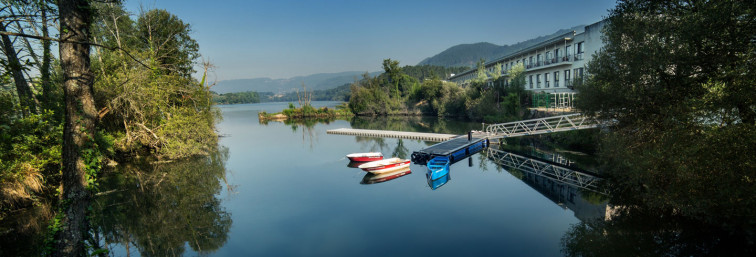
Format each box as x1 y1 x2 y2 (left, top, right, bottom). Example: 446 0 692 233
0 110 62 210
401 65 468 81
348 59 528 121
261 103 353 121
212 91 260 105
92 4 219 159
576 0 756 236
136 9 199 75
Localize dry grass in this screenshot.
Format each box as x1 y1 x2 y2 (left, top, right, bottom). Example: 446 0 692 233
1 165 45 210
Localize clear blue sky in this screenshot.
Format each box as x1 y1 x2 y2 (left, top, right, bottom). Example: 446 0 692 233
125 0 617 81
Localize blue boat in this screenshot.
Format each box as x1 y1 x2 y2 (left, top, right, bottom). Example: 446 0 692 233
426 169 450 190
426 156 450 181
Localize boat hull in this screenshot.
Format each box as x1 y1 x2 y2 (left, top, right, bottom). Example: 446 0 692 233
426 156 450 181
347 156 383 162
346 152 383 162
358 158 411 174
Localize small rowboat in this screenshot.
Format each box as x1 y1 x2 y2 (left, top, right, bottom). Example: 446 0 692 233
426 156 450 181
358 158 411 174
361 167 411 184
346 152 383 162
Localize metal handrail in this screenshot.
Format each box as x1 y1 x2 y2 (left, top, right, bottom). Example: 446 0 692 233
485 114 598 139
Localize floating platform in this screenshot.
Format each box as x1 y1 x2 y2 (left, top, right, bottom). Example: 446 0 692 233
411 132 489 165
326 128 456 142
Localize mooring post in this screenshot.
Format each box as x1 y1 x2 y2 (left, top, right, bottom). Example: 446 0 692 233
468 131 472 141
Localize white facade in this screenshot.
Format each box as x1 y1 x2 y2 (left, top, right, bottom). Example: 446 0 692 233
448 20 606 94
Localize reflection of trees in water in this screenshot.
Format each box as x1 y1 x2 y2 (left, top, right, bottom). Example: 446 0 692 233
90 147 232 256
561 207 755 257
0 202 53 256
350 116 481 136
392 139 409 159
355 136 388 153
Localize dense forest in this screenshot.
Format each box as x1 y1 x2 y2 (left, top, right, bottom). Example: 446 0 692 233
348 59 527 123
0 1 218 255
213 91 261 104
565 0 756 254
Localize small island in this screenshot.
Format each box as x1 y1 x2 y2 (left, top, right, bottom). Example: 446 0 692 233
258 102 354 121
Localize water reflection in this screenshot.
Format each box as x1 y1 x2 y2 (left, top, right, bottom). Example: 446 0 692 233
89 147 232 256
426 171 450 190
0 202 53 256
485 147 609 222
360 167 412 185
561 207 755 257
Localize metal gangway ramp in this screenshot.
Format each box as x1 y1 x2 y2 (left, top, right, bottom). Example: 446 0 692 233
485 113 598 139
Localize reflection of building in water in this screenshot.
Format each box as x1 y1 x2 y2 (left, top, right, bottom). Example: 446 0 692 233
486 147 609 222
520 172 607 222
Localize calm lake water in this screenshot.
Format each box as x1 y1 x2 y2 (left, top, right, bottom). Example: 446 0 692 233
2 102 608 256
113 101 601 257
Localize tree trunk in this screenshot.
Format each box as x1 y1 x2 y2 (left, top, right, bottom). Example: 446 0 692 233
56 0 95 256
40 2 54 110
0 22 36 116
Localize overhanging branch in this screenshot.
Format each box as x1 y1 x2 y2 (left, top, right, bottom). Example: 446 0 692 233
0 30 154 70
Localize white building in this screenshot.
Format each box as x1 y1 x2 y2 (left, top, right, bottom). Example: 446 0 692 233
448 20 606 96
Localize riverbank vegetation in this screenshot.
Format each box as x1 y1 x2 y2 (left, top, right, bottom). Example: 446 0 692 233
574 0 756 247
348 59 528 123
0 1 218 255
213 91 261 105
258 102 353 121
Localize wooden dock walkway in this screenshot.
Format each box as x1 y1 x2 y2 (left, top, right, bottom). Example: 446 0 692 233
326 128 457 142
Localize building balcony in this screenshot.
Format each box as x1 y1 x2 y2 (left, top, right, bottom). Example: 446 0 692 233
524 55 573 72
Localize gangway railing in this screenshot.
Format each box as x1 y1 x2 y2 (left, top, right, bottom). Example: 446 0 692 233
485 113 598 139
486 147 606 194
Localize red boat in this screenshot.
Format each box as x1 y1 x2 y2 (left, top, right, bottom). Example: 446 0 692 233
346 152 383 162
361 167 411 184
358 158 411 174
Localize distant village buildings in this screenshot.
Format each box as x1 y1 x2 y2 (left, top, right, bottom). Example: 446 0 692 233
448 20 606 108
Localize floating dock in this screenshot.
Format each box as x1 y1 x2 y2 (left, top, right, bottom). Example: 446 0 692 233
326 128 490 165
326 128 457 142
411 132 489 165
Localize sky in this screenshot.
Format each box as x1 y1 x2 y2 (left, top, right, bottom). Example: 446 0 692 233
124 0 617 81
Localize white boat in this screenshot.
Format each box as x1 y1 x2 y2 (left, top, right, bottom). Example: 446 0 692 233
358 157 411 174
346 152 383 162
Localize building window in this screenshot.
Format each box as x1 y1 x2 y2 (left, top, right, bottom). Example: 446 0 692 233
566 45 572 60
554 71 560 87
575 68 584 79
555 49 560 61
529 75 533 89
576 42 584 60
537 54 542 66
565 70 571 87
536 74 541 88
544 72 550 88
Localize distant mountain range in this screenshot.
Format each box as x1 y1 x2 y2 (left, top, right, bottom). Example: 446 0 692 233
212 71 380 94
418 25 585 68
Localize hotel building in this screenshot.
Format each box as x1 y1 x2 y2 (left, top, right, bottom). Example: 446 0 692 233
448 20 606 108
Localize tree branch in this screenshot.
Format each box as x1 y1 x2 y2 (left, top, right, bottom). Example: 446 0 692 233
0 30 155 70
